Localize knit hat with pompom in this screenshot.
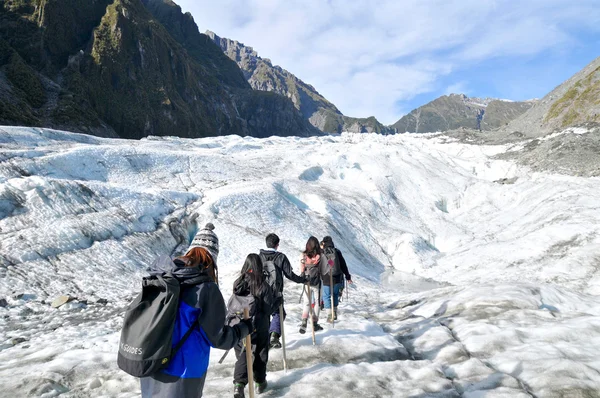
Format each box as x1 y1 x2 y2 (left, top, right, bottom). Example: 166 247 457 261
188 223 219 266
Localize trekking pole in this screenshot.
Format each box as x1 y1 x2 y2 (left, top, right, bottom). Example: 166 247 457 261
298 284 306 304
307 284 316 345
346 279 349 302
330 275 335 329
279 304 288 372
218 349 230 364
243 308 255 398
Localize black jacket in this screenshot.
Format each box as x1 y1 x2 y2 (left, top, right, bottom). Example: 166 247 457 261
259 249 305 294
232 276 278 334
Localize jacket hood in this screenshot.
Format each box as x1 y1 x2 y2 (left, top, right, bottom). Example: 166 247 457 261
171 259 212 286
259 249 280 260
322 236 335 248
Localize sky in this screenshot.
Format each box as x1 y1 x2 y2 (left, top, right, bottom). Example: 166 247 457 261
176 0 600 125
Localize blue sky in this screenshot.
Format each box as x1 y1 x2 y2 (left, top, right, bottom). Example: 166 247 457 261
178 0 600 125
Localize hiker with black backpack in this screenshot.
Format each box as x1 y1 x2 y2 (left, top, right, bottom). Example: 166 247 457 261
227 253 279 398
119 223 252 398
320 236 352 324
299 236 325 334
259 233 306 349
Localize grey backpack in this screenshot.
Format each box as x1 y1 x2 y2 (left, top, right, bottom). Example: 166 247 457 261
322 247 342 277
261 254 283 295
226 294 257 327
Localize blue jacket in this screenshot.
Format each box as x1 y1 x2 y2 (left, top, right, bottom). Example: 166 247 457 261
141 260 249 397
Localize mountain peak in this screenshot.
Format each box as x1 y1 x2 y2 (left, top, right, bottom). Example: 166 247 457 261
393 94 534 133
206 30 394 134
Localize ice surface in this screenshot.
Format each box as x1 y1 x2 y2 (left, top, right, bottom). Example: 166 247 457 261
0 126 599 397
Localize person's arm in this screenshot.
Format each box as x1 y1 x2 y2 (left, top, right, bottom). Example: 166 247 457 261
280 254 306 284
197 283 250 349
337 249 352 282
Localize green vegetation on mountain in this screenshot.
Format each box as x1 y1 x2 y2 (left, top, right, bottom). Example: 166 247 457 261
545 67 600 128
506 56 600 134
0 0 317 138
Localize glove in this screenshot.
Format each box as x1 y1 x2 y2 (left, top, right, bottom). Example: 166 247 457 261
240 318 254 335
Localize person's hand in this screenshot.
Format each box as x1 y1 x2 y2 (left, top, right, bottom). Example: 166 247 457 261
347 279 353 284
241 318 254 334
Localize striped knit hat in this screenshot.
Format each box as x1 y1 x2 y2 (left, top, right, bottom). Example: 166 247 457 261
188 223 219 266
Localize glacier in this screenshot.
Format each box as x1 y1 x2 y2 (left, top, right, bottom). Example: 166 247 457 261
0 126 599 397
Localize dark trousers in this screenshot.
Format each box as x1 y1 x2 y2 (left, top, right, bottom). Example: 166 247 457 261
269 305 286 334
233 329 270 385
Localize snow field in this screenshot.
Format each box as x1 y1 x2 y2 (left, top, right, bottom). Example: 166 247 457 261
0 126 599 396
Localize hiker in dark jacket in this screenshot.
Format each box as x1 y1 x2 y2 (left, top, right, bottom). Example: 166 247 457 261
141 224 251 398
320 236 352 323
231 253 278 398
259 233 305 349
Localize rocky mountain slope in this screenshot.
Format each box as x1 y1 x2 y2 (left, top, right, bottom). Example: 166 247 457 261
206 30 393 134
506 56 600 135
0 0 317 138
393 94 534 134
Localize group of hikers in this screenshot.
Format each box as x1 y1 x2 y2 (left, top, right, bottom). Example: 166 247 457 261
119 223 352 398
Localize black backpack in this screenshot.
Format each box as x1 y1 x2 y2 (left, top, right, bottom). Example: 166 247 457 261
117 257 210 377
305 262 321 287
261 254 283 295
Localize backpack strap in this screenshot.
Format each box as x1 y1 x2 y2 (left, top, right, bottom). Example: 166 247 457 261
168 274 212 361
169 313 200 360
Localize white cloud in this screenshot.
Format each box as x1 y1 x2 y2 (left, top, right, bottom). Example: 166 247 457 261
445 82 469 96
176 0 600 124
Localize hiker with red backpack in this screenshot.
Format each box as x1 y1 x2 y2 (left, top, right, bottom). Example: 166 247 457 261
299 236 325 334
227 253 279 398
259 233 306 349
320 236 352 323
119 223 252 398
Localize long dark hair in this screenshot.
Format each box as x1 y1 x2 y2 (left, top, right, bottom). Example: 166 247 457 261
234 253 265 296
304 236 321 259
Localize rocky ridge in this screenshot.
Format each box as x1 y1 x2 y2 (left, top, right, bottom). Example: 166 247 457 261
206 30 393 134
392 93 535 134
505 56 600 136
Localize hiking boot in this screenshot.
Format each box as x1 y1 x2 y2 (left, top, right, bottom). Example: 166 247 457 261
313 323 324 332
269 332 281 349
334 307 338 321
327 310 334 323
256 380 268 394
233 383 245 398
299 319 307 334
